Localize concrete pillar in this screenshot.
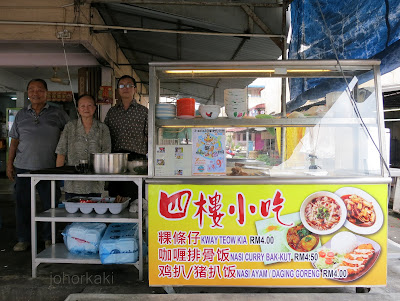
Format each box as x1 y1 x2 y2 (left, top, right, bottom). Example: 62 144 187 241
16 91 28 108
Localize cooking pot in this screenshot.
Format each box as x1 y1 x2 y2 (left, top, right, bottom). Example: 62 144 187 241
127 159 148 174
90 153 128 174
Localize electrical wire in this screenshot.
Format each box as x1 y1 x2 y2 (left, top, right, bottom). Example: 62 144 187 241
316 0 391 177
60 36 79 118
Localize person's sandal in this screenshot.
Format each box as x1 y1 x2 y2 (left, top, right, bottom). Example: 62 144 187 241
13 242 30 252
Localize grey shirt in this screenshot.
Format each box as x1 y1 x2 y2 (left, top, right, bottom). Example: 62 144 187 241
104 101 148 155
56 118 111 194
9 103 69 170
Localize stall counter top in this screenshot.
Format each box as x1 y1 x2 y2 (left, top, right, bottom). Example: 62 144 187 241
145 175 391 185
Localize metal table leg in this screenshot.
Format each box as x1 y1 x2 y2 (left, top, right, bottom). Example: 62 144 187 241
135 178 143 281
51 180 56 245
31 178 39 278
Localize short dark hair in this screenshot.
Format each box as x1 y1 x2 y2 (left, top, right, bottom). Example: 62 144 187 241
27 79 48 91
117 75 137 87
76 94 96 107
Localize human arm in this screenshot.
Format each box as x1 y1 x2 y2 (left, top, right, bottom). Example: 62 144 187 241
104 110 110 127
55 122 70 165
101 124 112 153
56 154 66 167
6 138 19 181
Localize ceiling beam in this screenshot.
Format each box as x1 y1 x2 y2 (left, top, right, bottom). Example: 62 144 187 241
120 46 174 61
95 3 238 34
96 3 143 68
88 1 282 7
0 20 283 38
240 4 283 50
0 53 98 67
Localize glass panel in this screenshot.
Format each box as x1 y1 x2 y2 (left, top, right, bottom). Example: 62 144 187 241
153 63 384 177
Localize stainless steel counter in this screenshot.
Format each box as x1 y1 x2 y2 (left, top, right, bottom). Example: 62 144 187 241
19 172 145 280
145 176 391 185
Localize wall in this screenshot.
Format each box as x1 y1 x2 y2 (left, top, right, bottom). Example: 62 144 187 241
0 95 16 172
0 0 147 98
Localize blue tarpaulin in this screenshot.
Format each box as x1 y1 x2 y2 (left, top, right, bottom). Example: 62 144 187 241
288 0 400 111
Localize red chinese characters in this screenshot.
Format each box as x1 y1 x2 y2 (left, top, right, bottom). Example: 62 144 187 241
259 190 293 227
158 264 223 279
158 231 172 245
158 188 291 227
207 191 225 228
193 191 226 229
158 189 192 220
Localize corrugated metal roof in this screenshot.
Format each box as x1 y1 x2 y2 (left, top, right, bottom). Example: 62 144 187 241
93 1 284 105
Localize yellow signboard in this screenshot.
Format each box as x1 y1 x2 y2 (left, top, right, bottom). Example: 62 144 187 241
148 184 387 287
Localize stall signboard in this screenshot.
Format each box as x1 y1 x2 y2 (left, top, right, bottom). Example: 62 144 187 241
148 183 387 287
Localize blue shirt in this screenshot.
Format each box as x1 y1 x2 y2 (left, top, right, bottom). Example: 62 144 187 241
9 103 69 170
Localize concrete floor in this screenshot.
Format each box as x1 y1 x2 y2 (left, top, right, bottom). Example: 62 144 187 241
1 175 400 301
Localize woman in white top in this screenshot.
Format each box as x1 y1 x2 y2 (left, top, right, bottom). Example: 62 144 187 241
56 94 111 199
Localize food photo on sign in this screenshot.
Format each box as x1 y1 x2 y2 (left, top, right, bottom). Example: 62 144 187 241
255 188 384 281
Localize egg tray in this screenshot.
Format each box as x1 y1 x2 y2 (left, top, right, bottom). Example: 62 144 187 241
63 197 130 215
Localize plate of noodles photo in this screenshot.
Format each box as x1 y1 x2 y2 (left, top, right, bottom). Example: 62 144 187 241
335 187 384 235
300 191 347 235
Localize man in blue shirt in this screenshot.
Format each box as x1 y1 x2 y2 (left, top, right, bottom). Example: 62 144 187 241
7 79 69 251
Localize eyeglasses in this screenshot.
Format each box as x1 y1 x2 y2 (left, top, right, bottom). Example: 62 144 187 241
118 84 135 89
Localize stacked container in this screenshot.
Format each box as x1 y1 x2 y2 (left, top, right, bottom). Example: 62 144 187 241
224 89 247 119
155 103 176 119
176 98 196 119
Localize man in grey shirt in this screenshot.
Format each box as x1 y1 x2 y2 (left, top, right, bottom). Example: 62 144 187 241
104 75 148 201
7 79 69 252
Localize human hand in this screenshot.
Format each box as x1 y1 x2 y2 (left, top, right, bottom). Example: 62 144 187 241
6 164 15 181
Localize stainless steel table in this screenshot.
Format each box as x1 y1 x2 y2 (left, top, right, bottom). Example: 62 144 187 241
19 172 145 280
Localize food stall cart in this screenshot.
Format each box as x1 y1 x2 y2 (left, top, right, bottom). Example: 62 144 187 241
21 171 145 280
146 60 391 290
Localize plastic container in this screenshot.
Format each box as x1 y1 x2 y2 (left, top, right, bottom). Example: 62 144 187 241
63 197 130 214
99 223 139 264
176 98 195 119
62 222 107 254
155 103 176 119
224 88 247 106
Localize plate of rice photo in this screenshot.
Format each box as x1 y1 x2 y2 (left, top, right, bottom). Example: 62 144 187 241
312 231 381 282
300 191 347 235
335 187 384 235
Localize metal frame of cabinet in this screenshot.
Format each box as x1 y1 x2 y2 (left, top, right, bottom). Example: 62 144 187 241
19 173 144 280
148 60 388 179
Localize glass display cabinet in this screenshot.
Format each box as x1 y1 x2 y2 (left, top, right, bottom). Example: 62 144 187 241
146 60 390 289
147 60 388 179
